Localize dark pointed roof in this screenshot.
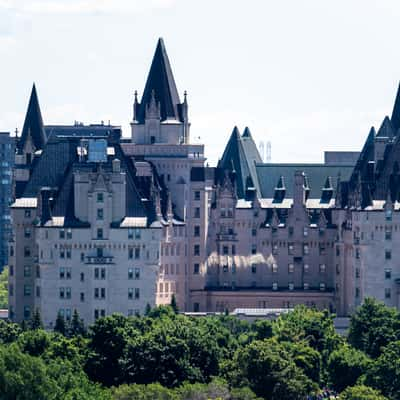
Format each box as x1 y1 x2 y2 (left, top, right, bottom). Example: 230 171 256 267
242 127 252 138
218 126 262 198
376 116 395 138
17 84 47 153
391 82 400 132
136 38 182 123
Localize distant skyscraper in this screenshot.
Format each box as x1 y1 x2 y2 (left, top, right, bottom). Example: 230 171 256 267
0 132 14 269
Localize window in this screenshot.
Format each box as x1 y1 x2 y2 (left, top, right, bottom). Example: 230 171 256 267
251 265 257 274
66 229 72 239
288 263 294 273
135 229 141 239
288 243 294 255
355 287 360 298
9 284 13 296
194 245 200 256
60 250 65 259
252 228 257 237
385 288 391 299
60 267 65 279
320 283 326 291
94 309 99 320
59 287 65 299
128 288 134 299
24 228 31 238
80 292 85 302
24 306 30 319
81 252 85 262
94 268 99 279
66 249 71 259
9 246 14 257
135 268 140 279
288 282 294 291
222 246 229 255
223 265 228 273
385 268 392 280
386 210 392 221
319 264 326 273
385 230 392 240
97 209 104 220
129 248 133 259
65 309 71 321
24 246 31 257
272 282 278 291
24 265 31 277
303 227 308 237
193 303 200 312
304 264 309 273
194 226 200 237
24 285 31 296
59 229 65 239
303 243 309 255
272 244 278 255
94 288 99 299
194 207 200 218
128 228 134 239
101 268 106 280
66 287 71 299
97 228 103 239
232 245 236 255
24 210 31 218
194 263 200 274
97 248 103 258
80 272 85 282
355 268 360 279
101 288 106 299
385 250 392 260
251 244 257 255
319 243 326 255
194 191 200 201
355 248 360 259
9 265 13 276
135 288 140 299
272 263 278 273
36 265 40 278
97 193 104 203
304 283 309 290
128 268 134 279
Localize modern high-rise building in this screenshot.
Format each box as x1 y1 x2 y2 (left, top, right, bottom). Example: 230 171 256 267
7 38 400 326
0 132 14 269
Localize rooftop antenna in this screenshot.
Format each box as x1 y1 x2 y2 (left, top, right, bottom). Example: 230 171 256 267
266 141 271 163
259 141 265 162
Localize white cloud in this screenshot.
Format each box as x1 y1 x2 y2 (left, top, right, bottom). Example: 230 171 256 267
0 0 176 15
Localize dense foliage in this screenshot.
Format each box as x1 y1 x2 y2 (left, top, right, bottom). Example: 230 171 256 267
0 298 399 398
0 266 8 309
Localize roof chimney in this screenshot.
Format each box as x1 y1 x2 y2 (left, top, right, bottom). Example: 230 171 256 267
39 187 52 224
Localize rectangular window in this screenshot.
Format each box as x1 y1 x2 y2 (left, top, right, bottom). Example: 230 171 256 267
251 265 257 274
9 265 13 276
97 193 104 203
304 264 309 273
251 244 257 255
101 288 106 299
272 244 278 255
222 245 229 255
60 267 65 279
59 287 65 299
355 287 360 298
94 309 99 320
24 265 31 277
135 247 140 259
128 228 134 239
194 245 200 256
304 282 309 290
24 210 31 218
135 288 140 299
80 292 85 302
272 263 278 273
36 266 40 278
66 229 72 239
128 268 134 279
66 267 71 279
135 268 140 279
194 191 200 201
65 309 71 321
24 285 31 296
355 248 360 259
319 243 326 255
24 306 30 319
66 287 71 299
97 209 104 220
66 249 71 259
24 246 31 257
319 264 326 273
9 284 14 296
194 207 200 218
128 288 133 299
97 228 103 239
194 226 200 237
355 268 360 279
81 252 85 262
252 228 257 237
128 248 133 259
303 243 309 255
24 228 31 238
59 229 65 239
288 243 294 255
94 288 99 299
80 272 85 282
320 283 326 291
272 282 278 291
385 250 392 260
288 263 294 273
288 282 294 291
385 268 392 280
94 268 99 279
385 230 392 240
101 268 106 280
385 288 391 299
135 229 141 239
194 263 200 274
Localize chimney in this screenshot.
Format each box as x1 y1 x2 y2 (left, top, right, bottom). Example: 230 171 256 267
39 187 52 224
293 171 305 207
112 158 121 173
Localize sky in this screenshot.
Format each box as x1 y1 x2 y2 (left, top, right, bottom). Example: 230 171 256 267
1 0 400 165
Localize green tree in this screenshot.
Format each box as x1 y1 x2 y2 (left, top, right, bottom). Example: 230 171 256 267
30 308 43 330
170 294 179 314
69 309 86 337
231 338 316 400
0 266 8 309
339 385 388 400
327 344 371 392
54 312 67 336
348 297 400 358
0 319 21 344
364 340 400 399
17 329 50 357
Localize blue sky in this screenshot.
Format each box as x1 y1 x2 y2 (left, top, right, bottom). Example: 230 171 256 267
1 0 400 165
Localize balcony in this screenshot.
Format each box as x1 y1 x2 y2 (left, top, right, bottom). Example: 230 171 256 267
85 255 114 264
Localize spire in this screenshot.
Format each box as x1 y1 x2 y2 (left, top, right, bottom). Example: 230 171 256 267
320 176 334 204
376 116 395 138
17 83 46 153
136 38 182 123
391 82 400 132
242 127 252 138
273 176 286 203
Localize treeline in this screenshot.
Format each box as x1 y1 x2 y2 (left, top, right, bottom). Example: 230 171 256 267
0 299 399 399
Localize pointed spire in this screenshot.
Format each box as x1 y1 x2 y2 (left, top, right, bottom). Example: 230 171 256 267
273 176 286 203
17 83 46 153
320 176 334 204
376 116 395 138
242 127 252 138
391 82 400 132
137 38 182 123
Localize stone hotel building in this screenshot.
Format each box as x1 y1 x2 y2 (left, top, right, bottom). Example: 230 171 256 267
7 39 400 326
